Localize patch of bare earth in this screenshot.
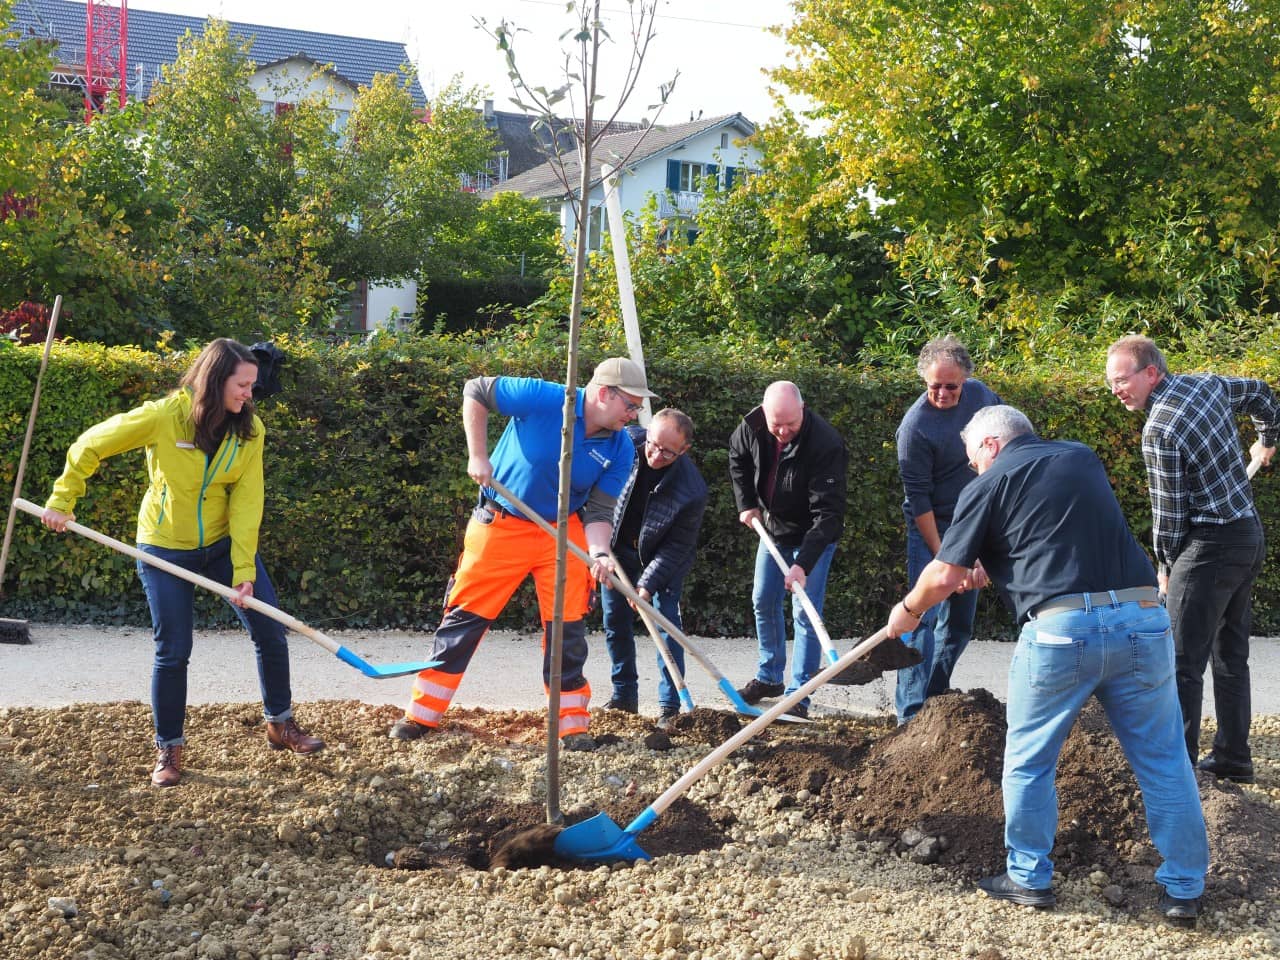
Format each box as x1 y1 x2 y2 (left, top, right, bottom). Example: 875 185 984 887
1 693 1277 958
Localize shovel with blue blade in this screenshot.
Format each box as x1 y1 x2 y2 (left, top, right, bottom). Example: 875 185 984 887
13 498 441 679
552 626 891 862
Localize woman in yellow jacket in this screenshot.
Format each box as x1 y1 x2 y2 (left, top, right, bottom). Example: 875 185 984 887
41 339 323 787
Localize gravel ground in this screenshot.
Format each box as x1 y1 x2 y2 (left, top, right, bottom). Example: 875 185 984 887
2 690 1278 960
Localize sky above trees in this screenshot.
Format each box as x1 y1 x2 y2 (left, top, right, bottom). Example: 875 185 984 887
132 0 798 125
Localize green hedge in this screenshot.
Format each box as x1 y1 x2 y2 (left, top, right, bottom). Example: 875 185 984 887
1 335 1276 635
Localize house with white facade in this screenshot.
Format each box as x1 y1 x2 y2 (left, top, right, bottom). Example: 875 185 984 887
10 0 425 330
484 113 761 251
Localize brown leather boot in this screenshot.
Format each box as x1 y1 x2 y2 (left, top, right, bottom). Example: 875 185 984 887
266 718 325 754
151 745 182 788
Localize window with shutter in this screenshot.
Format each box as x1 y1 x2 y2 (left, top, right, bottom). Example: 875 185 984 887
666 159 681 191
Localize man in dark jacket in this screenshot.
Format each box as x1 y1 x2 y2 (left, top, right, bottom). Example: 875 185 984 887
729 381 848 718
601 409 707 726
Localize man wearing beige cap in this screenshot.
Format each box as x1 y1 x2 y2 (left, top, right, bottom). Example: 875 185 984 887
389 358 656 752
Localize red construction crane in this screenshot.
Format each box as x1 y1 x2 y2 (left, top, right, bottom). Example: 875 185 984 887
84 0 128 120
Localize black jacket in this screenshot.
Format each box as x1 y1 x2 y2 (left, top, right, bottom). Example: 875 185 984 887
610 426 708 595
728 405 847 573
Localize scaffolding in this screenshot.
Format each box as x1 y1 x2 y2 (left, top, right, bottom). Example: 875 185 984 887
84 0 128 119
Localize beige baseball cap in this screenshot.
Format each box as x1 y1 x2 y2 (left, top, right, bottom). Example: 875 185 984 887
589 357 658 398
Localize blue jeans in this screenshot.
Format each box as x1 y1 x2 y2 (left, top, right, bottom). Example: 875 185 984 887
1003 598 1208 898
137 538 293 747
751 539 836 708
600 544 687 711
896 521 977 723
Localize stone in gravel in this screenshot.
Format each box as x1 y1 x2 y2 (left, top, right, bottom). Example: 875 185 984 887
644 730 674 751
901 826 928 847
909 837 943 864
1102 884 1126 905
489 824 562 870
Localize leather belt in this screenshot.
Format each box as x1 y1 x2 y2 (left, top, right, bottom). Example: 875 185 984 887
1029 586 1161 620
482 497 523 520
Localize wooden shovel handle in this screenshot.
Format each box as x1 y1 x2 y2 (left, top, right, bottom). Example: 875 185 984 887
750 516 838 656
644 627 891 821
1 296 63 594
11 498 341 656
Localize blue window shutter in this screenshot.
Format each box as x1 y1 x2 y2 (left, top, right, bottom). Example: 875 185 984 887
666 159 681 191
705 163 719 189
686 228 698 245
725 166 737 189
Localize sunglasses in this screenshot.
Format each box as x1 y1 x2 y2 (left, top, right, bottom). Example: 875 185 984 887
927 382 962 392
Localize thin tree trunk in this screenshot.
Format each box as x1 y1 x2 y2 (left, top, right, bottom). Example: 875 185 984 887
546 0 603 826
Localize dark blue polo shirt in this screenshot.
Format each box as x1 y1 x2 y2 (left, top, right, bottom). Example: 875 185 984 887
936 434 1156 622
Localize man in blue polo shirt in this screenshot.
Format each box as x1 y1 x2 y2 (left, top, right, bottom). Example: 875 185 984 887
388 358 653 752
886 404 1208 926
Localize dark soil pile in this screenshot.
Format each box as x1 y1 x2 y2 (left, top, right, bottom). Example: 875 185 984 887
636 690 1280 902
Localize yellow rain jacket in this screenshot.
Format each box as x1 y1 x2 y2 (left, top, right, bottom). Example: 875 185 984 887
47 390 266 585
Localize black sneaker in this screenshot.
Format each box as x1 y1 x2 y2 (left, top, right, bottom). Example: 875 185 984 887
977 872 1055 908
1158 890 1199 926
784 702 809 720
604 696 639 714
738 678 785 704
1196 754 1255 784
388 718 431 741
655 707 679 731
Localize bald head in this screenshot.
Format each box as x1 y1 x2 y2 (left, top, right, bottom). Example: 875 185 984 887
762 381 805 444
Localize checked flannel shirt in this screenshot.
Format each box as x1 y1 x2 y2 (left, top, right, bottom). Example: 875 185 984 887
1142 372 1280 574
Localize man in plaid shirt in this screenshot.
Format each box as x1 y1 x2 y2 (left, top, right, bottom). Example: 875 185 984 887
1106 335 1277 784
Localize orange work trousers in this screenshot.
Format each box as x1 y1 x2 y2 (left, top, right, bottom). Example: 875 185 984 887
405 506 595 737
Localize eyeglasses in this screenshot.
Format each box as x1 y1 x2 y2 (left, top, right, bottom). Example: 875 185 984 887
968 436 996 472
1105 366 1150 390
927 382 962 392
610 386 644 413
645 437 685 461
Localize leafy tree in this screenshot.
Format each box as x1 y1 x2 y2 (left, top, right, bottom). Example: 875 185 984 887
776 0 1280 350
5 16 498 345
0 0 67 306
436 191 564 280
306 74 495 285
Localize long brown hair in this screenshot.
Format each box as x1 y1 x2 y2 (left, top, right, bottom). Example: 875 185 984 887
179 339 259 457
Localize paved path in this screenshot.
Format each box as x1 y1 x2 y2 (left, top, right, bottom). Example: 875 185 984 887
5 623 1280 720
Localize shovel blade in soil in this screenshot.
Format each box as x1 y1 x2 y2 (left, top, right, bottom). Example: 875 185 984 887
335 647 442 679
553 811 652 863
718 678 810 724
